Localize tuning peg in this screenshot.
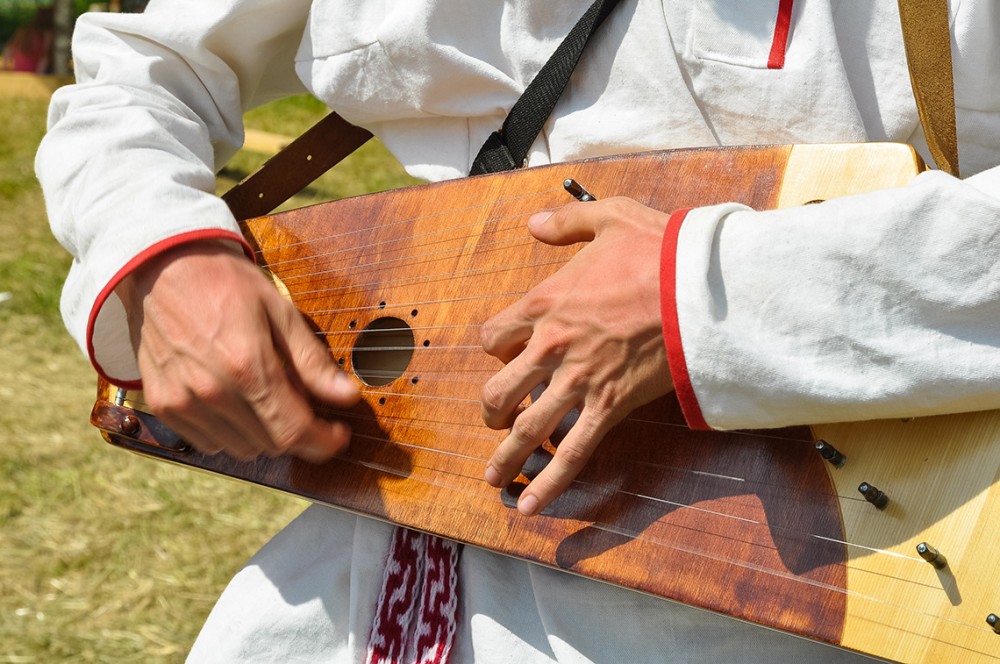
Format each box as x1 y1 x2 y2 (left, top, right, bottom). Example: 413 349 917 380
858 482 889 509
916 542 947 569
815 440 846 468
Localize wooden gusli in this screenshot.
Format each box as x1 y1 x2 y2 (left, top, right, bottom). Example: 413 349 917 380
91 144 1000 663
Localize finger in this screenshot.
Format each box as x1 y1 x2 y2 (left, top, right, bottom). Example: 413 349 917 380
480 302 535 363
515 409 613 517
526 199 612 245
150 391 260 459
268 294 361 407
207 361 350 462
288 418 353 463
136 325 269 457
242 345 351 458
147 359 277 459
481 349 552 429
485 387 579 489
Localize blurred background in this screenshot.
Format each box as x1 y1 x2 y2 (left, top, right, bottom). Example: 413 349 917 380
1 2 420 660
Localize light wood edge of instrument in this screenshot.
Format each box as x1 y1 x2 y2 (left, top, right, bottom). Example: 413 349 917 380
813 414 1000 663
777 143 924 209
779 145 999 661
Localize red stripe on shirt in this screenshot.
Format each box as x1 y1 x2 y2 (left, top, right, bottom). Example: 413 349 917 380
660 209 710 431
86 229 254 389
767 0 794 69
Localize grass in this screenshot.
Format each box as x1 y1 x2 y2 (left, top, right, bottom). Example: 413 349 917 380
0 93 420 662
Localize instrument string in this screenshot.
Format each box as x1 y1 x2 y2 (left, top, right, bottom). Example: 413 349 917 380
321 323 481 337
148 176 998 642
271 214 541 276
319 396 868 511
116 391 991 637
304 291 526 317
252 186 565 259
279 234 539 284
121 386 887 561
332 425 988 630
289 256 568 300
332 445 996 644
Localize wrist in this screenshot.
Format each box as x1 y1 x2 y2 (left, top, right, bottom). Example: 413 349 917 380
115 238 250 314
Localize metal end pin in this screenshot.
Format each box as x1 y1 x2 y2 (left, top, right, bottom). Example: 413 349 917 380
563 178 596 202
858 482 889 510
916 542 947 569
987 613 1000 634
815 440 846 468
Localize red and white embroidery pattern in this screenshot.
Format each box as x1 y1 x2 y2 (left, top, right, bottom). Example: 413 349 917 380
367 527 461 664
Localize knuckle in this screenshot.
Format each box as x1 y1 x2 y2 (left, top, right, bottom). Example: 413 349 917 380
523 282 557 320
183 372 230 408
554 442 591 472
603 196 635 216
480 378 509 419
598 197 638 230
536 330 571 360
146 384 194 419
269 417 312 453
535 472 568 497
479 318 500 355
510 413 546 446
218 346 265 391
588 386 621 420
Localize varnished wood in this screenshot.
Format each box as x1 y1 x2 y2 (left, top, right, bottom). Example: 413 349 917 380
92 144 1000 663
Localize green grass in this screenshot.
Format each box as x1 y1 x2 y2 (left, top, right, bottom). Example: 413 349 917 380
0 93 419 662
220 95 422 205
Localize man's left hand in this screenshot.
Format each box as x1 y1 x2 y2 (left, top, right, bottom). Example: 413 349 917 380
480 197 675 516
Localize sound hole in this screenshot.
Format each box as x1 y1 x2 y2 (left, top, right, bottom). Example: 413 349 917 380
352 317 415 387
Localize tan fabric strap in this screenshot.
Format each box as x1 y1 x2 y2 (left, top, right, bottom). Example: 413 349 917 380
897 0 960 176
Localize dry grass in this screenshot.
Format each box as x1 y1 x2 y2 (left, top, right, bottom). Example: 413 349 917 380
0 93 419 662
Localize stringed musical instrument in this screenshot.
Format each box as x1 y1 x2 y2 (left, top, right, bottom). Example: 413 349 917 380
91 143 1000 663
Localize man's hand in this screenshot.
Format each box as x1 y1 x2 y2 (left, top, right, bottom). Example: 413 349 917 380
117 240 360 462
480 198 674 516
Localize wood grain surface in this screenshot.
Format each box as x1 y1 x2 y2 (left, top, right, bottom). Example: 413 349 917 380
93 144 1000 662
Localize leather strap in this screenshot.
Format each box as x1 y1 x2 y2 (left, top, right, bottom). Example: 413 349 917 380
222 112 372 221
897 0 960 176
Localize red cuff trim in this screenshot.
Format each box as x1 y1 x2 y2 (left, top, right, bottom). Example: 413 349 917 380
660 209 710 431
86 229 254 389
767 0 794 69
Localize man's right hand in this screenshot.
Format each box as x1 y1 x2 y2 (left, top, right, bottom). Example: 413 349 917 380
116 240 360 462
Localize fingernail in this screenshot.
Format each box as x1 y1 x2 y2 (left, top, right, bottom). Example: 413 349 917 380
332 371 359 398
484 464 502 487
518 494 539 516
297 441 336 464
528 212 553 229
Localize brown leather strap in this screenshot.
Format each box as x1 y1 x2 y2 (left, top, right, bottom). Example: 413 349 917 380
222 111 372 221
898 0 960 176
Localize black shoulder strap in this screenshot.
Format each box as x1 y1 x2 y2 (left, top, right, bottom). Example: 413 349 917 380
469 0 622 175
225 0 622 220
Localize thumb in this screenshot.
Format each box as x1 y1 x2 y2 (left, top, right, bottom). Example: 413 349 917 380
269 296 361 407
527 201 601 246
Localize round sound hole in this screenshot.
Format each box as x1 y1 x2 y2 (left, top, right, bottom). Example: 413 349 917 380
352 317 415 387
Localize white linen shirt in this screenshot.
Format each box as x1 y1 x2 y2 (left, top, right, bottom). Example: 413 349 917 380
35 0 1000 661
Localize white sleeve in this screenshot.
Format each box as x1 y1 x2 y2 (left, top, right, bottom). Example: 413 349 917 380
667 166 1000 430
35 0 311 386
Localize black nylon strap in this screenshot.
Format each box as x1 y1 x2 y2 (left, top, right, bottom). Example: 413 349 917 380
469 0 622 175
